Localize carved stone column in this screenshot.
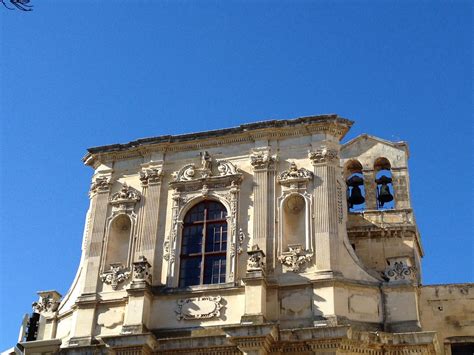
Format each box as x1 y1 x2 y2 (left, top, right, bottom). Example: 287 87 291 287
138 164 164 284
308 147 341 276
250 149 276 272
363 169 377 210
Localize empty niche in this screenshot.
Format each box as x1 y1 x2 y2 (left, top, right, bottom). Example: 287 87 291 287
282 193 306 248
105 214 132 267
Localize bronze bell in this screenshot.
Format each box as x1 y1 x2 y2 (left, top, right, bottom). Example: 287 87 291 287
347 175 365 207
376 175 394 207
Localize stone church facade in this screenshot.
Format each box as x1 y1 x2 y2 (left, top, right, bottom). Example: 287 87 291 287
12 115 473 354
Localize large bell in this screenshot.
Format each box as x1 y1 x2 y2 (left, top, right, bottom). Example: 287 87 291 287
376 175 394 207
347 175 365 207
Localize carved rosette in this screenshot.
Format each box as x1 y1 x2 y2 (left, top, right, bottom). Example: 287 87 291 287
139 167 163 186
109 184 141 215
384 258 417 282
32 291 62 314
278 244 313 273
175 296 224 321
100 263 131 290
247 245 265 272
277 162 313 188
89 176 111 196
250 151 277 170
132 256 152 284
308 147 339 164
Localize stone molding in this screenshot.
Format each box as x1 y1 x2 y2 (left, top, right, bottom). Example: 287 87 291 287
308 146 339 164
278 243 313 273
175 295 223 320
100 263 131 290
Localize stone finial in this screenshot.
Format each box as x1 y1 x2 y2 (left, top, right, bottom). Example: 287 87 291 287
132 256 152 284
32 290 62 314
247 245 265 272
308 147 338 164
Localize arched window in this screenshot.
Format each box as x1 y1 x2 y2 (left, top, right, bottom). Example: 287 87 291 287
374 157 395 209
179 200 228 287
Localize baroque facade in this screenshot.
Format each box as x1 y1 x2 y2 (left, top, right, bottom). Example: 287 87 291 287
11 115 473 354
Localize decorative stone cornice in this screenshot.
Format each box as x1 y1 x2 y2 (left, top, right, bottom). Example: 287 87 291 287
308 146 339 164
175 296 223 321
250 150 277 170
277 162 313 187
32 290 62 314
278 244 313 272
100 263 131 290
89 176 111 196
247 245 265 272
139 167 163 185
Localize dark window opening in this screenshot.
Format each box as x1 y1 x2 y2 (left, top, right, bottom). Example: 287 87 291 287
179 200 227 287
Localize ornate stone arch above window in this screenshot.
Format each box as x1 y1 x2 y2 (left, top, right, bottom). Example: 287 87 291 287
165 155 243 287
277 162 314 273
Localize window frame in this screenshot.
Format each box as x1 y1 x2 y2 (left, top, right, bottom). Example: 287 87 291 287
178 200 228 287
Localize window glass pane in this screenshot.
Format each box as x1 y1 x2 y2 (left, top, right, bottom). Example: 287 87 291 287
181 225 203 255
203 255 226 284
207 201 227 220
205 223 227 252
179 257 201 287
184 203 205 223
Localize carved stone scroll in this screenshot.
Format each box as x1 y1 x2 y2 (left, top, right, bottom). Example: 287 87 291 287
175 296 223 320
308 147 338 164
247 245 265 272
384 257 417 282
278 244 313 273
277 162 313 187
100 263 131 290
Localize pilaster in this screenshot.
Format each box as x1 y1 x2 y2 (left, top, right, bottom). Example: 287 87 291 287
250 148 276 272
308 145 341 276
392 168 411 209
363 169 377 210
138 163 164 284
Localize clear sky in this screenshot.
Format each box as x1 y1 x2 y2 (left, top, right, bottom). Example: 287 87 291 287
0 0 472 349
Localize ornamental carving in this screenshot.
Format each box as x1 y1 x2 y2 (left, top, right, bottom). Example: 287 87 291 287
217 160 239 176
32 291 61 314
250 150 276 170
247 244 265 271
278 162 313 187
278 244 313 273
132 256 152 284
175 296 223 321
100 263 131 290
140 167 163 185
109 184 141 206
384 259 417 282
89 176 111 195
308 147 338 164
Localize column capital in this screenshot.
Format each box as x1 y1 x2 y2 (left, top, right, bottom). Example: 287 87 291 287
140 167 163 186
308 146 339 165
250 150 277 170
89 175 111 197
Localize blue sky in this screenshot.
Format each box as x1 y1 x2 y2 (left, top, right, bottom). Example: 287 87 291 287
0 0 472 349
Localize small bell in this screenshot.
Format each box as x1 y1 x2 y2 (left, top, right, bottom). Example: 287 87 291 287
347 175 365 208
376 175 394 207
